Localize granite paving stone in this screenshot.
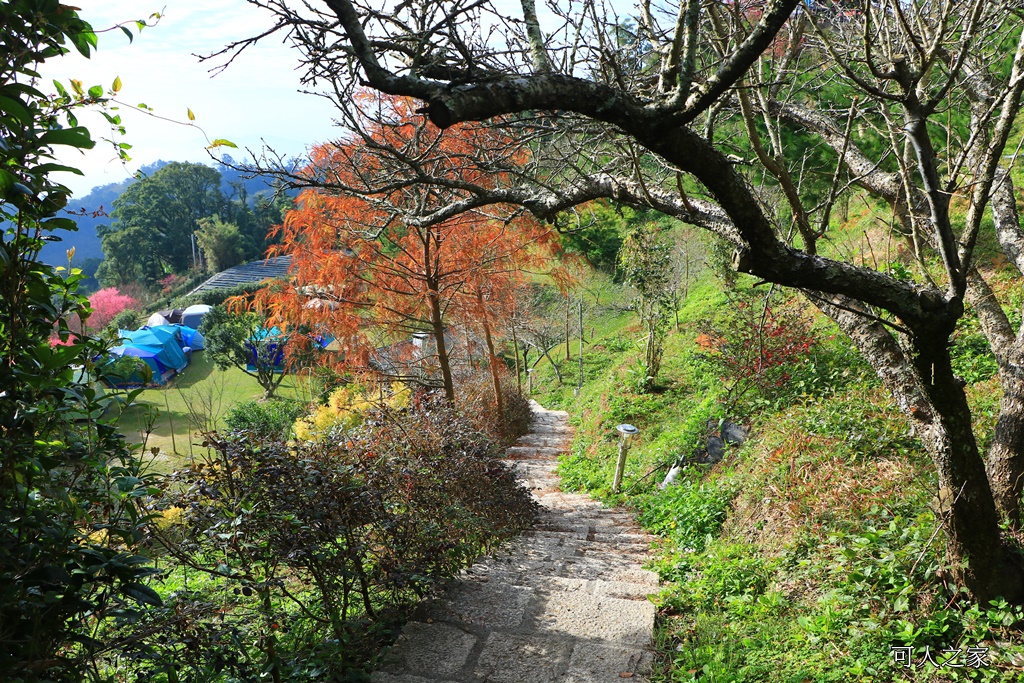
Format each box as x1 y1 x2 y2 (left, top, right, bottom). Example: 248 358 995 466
371 402 658 683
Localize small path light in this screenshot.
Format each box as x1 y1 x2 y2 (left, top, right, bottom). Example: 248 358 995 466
612 423 639 493
527 368 533 395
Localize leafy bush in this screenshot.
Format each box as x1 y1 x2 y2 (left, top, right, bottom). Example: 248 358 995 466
455 368 534 444
501 379 534 441
698 290 818 410
106 307 141 333
223 398 306 442
636 474 732 555
169 282 262 310
99 353 153 386
0 8 161 679
293 382 409 441
144 397 537 680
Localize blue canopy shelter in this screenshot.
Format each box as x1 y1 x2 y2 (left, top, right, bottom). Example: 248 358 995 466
118 329 188 372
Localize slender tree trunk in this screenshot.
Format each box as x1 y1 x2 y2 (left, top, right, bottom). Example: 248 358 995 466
521 345 530 386
565 294 571 361
578 297 584 392
423 228 455 401
511 321 522 392
540 345 563 383
427 284 455 402
259 588 282 683
477 291 505 436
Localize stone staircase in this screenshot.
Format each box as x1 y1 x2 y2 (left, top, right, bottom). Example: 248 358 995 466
372 402 660 683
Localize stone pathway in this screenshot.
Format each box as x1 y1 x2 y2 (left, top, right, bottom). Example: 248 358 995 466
372 402 659 683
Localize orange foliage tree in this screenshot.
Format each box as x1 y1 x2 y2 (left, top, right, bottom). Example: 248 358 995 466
255 96 559 406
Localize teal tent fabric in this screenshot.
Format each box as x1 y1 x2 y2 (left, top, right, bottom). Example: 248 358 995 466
146 323 206 351
118 329 188 372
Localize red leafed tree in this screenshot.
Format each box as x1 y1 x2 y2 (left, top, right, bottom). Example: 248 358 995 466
255 95 559 405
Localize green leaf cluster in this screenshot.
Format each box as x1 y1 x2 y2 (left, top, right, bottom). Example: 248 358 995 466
0 3 158 679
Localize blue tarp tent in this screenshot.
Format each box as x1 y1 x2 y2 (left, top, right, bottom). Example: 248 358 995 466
181 304 212 330
142 324 183 347
119 329 188 372
177 325 206 351
148 324 206 351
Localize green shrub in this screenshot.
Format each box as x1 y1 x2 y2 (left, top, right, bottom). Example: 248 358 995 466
139 397 538 681
501 380 534 441
107 307 141 333
224 399 306 441
170 282 262 310
636 474 732 555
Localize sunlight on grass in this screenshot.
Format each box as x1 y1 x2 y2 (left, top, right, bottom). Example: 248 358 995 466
117 352 313 470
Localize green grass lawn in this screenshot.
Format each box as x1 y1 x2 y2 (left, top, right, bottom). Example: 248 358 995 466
116 352 312 471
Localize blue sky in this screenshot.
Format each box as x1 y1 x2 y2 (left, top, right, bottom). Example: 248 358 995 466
43 1 342 197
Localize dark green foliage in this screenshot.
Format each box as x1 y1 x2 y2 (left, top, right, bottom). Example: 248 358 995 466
950 316 999 385
562 201 633 272
171 282 261 309
107 307 140 333
97 161 226 286
636 474 732 558
223 398 305 441
195 215 246 273
0 3 157 679
94 162 290 291
202 303 290 398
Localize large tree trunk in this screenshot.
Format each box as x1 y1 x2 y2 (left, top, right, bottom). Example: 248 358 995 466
921 347 1023 603
987 363 1024 528
818 295 1024 603
979 177 1024 526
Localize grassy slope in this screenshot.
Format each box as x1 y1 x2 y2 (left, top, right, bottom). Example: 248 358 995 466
526 271 1023 683
116 352 310 470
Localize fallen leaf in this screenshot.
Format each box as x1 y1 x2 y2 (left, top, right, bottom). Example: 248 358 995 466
618 674 634 678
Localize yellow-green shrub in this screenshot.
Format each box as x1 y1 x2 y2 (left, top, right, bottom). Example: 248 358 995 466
293 382 410 441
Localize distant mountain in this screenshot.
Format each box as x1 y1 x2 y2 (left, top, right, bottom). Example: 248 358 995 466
40 157 299 267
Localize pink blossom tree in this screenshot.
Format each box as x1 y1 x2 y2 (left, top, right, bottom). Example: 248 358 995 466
84 287 138 332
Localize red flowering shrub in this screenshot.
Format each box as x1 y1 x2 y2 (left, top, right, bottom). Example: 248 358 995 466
699 292 817 405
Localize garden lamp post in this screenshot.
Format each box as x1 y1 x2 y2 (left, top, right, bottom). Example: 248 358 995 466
612 423 639 493
527 368 533 395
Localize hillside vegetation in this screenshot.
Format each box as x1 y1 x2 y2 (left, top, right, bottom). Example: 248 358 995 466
526 256 1024 681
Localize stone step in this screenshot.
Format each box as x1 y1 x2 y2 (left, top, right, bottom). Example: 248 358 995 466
372 403 659 683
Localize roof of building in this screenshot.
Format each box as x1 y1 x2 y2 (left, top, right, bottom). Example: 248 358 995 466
188 255 292 295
